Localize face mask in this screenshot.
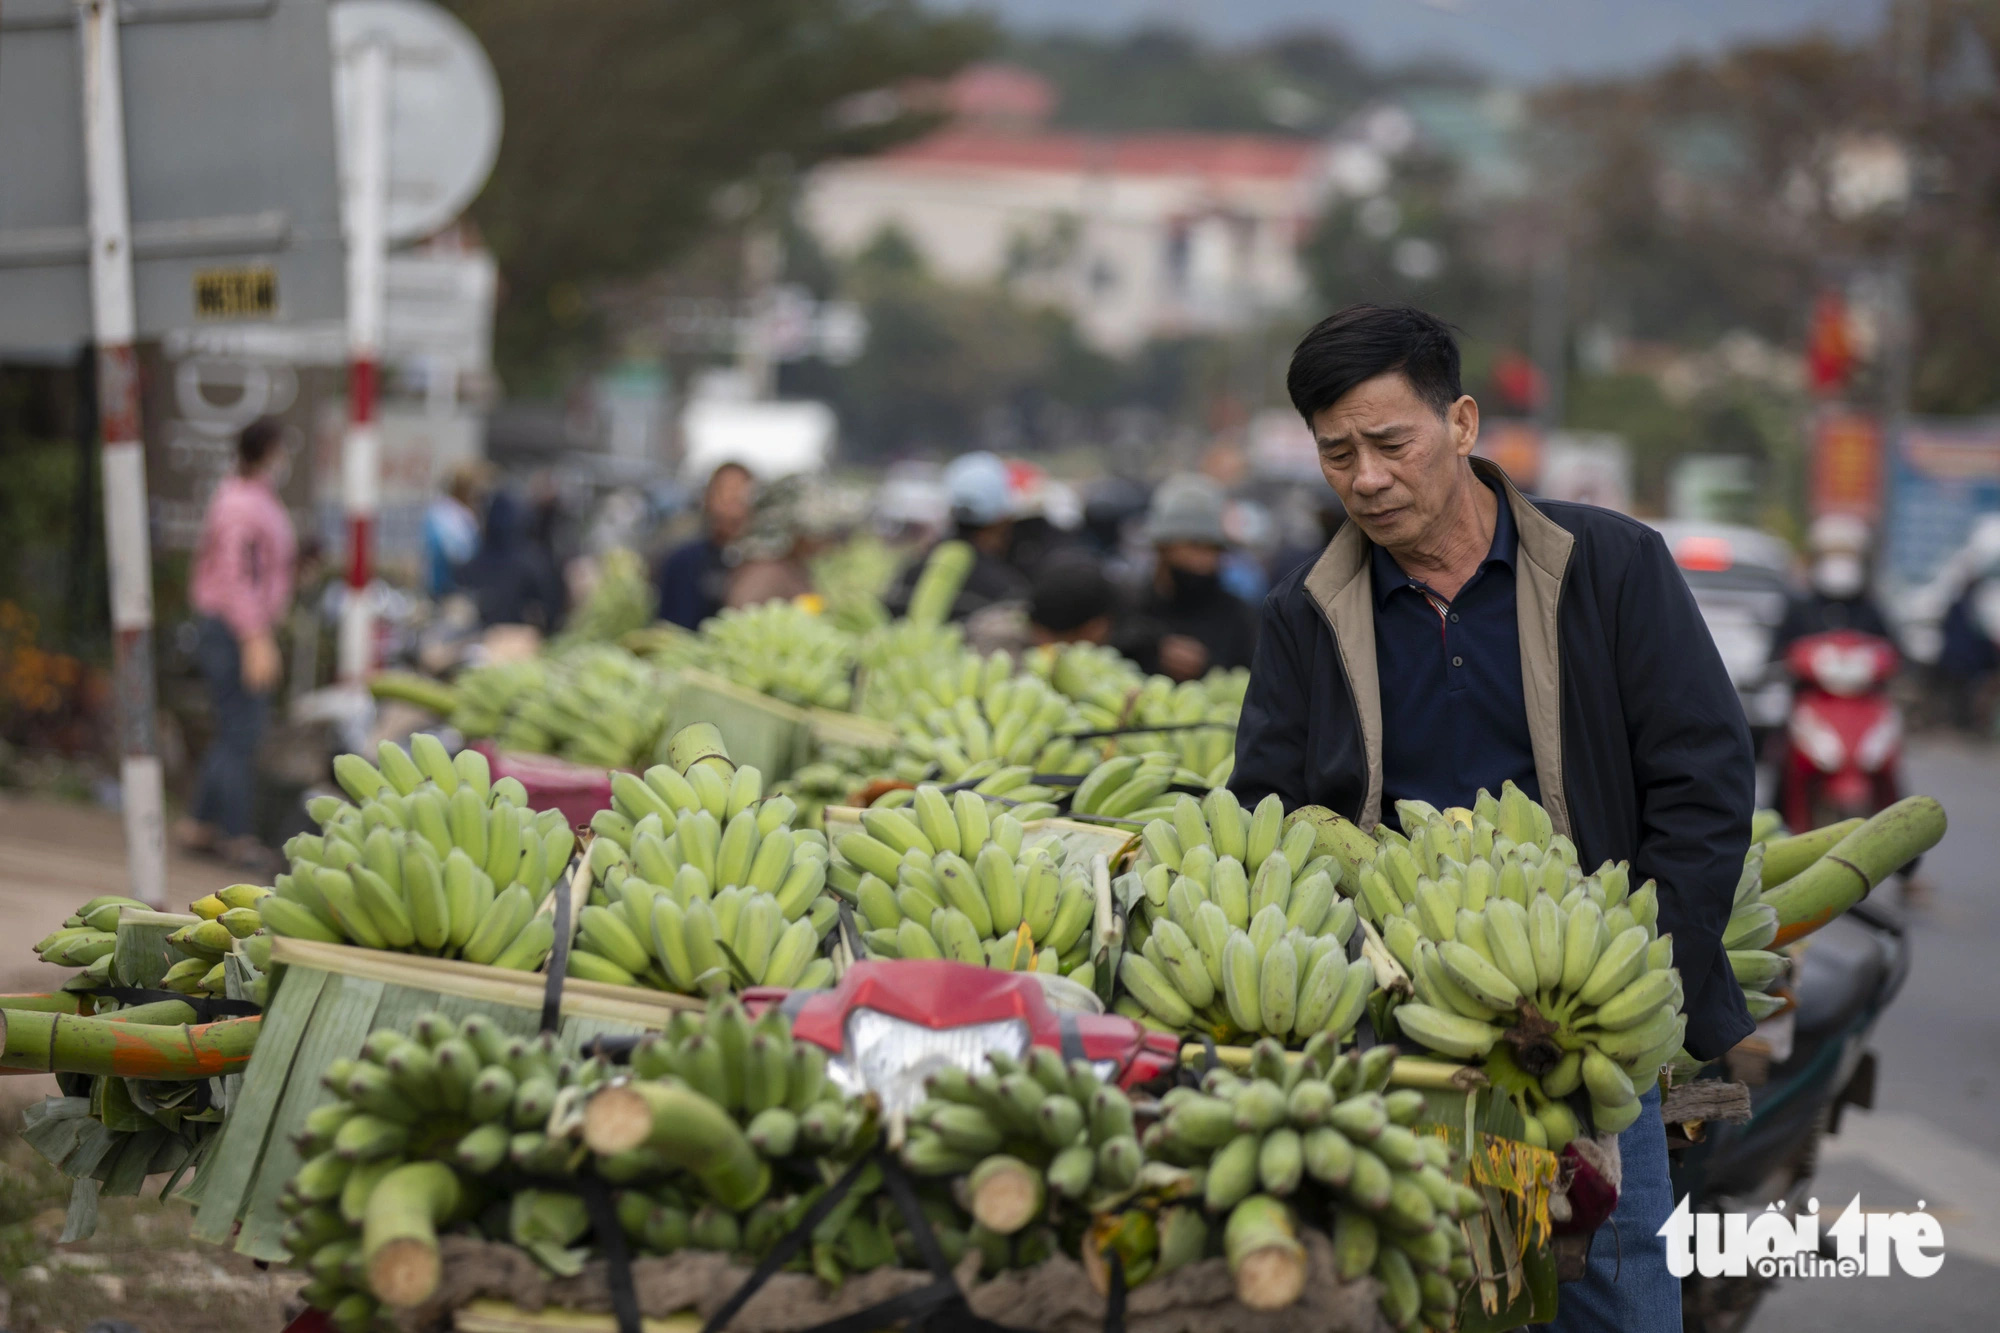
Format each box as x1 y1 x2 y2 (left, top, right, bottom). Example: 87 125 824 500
1172 568 1223 600
1814 554 1864 599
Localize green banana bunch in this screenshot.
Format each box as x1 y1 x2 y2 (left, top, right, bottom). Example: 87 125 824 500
1721 832 1790 1023
1362 784 1683 1142
580 726 838 994
597 999 958 1287
642 600 857 709
842 783 1098 986
256 739 572 973
555 546 653 648
854 632 991 721
1028 647 1243 788
451 643 675 769
279 1010 619 1325
1116 792 1369 1046
901 1045 1148 1237
1145 1037 1477 1330
1067 753 1187 821
772 741 902 830
892 667 1091 785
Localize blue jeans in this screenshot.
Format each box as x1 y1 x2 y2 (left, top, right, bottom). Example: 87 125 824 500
191 616 269 839
1545 1085 1680 1333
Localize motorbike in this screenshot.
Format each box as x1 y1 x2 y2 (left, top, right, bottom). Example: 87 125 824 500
1774 629 1903 831
1671 894 1912 1332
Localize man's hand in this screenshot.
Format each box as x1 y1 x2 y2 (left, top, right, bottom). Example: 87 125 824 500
1159 634 1209 682
241 633 281 694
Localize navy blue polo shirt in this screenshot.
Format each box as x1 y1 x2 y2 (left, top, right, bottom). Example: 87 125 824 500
1373 479 1540 819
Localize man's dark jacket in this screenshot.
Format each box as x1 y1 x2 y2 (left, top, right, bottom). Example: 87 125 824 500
1231 460 1756 1060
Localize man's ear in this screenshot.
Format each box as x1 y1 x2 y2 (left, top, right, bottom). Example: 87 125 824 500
1450 395 1481 459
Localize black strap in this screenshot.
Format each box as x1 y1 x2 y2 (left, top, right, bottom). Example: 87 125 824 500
75 986 261 1021
797 1279 963 1333
1197 1032 1221 1075
702 1154 876 1333
1057 1014 1087 1066
578 1172 644 1333
541 855 579 1034
1105 1249 1127 1333
836 900 865 968
1059 721 1234 741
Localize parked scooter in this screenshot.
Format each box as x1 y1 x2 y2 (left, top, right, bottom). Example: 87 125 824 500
1775 629 1903 831
1671 895 1911 1332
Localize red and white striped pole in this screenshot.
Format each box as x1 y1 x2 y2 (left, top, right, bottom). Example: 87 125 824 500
337 32 390 682
79 0 167 905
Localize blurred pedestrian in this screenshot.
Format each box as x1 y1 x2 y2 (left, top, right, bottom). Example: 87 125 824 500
1268 484 1348 583
885 452 1031 620
1115 474 1258 681
727 477 829 610
1772 514 1891 655
1030 552 1118 646
177 416 296 866
657 462 754 629
463 487 563 631
1938 566 2000 732
423 459 487 600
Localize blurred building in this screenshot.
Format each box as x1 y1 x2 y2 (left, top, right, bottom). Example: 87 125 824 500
803 65 1345 353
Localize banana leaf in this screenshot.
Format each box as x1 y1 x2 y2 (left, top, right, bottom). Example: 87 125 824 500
672 668 812 782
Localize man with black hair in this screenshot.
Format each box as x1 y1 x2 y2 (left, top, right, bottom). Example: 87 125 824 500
1029 553 1118 646
1232 304 1754 1333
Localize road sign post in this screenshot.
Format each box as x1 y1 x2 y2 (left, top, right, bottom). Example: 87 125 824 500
2 0 345 900
338 34 390 682
328 0 501 679
78 0 166 904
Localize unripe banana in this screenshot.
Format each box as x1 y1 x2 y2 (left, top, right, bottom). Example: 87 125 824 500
1222 932 1263 1033
1592 965 1680 1030
1394 1003 1500 1059
1560 899 1607 996
1259 937 1300 1036
1578 925 1651 1006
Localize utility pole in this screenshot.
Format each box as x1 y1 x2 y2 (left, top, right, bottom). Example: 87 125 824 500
338 32 390 682
78 0 167 905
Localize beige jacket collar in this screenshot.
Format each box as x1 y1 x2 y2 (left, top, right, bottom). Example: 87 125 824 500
1300 458 1576 834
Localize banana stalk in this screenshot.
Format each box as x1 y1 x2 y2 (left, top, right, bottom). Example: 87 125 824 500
1764 797 1946 945
581 1080 771 1211
0 992 86 1014
362 1161 463 1308
1224 1195 1308 1311
0 1009 260 1077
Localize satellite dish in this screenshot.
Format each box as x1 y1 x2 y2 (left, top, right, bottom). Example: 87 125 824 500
330 0 502 246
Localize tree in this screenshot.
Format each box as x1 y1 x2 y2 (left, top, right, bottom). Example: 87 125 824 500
443 0 992 386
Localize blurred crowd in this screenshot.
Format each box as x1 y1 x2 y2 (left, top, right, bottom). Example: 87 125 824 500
651 450 1342 684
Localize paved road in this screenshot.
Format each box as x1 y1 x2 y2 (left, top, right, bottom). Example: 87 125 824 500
1752 735 2000 1330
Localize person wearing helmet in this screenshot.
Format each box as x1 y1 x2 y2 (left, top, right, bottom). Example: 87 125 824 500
885 451 1031 621
1114 473 1259 681
1771 514 1891 657
727 476 837 609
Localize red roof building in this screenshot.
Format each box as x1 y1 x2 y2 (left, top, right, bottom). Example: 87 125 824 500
804 66 1339 353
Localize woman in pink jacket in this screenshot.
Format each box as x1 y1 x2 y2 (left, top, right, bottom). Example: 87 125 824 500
178 417 295 866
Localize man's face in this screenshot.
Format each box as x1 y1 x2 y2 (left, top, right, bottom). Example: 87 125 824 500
706 468 753 543
1309 372 1479 553
1158 541 1222 576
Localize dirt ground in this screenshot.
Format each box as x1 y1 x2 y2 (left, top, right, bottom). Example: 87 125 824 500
0 793 230 994
0 795 295 1333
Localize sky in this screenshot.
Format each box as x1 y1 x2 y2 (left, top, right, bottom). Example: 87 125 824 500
932 0 1893 82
